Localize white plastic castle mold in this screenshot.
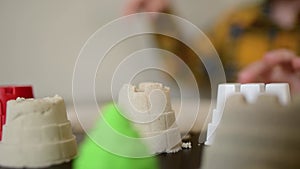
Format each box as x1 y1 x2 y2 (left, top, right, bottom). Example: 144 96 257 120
118 82 182 154
266 83 291 105
201 95 300 169
0 95 77 168
240 83 265 103
204 83 291 145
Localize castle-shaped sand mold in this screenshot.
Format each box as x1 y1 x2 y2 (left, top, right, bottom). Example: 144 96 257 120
118 82 182 154
0 95 77 168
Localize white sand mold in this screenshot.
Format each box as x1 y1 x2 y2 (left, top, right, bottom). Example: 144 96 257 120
0 95 77 168
205 83 291 145
118 82 182 154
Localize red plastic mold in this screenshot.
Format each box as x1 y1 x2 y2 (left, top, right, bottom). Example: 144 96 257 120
0 86 34 140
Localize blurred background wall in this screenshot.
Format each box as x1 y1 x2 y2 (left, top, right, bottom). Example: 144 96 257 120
0 0 261 104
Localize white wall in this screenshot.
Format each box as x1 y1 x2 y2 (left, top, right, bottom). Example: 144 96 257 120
0 0 261 104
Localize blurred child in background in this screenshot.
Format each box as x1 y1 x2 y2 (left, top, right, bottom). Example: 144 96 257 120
124 0 300 93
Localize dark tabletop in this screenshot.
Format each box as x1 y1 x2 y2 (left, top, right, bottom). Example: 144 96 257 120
0 133 204 169
158 133 204 169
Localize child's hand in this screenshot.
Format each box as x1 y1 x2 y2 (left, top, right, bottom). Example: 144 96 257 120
238 49 300 93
